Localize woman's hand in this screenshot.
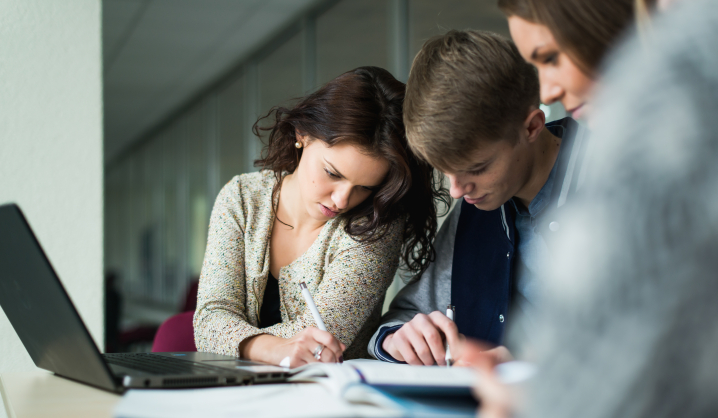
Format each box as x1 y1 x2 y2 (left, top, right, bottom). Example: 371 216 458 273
455 339 515 418
454 344 513 368
239 327 346 367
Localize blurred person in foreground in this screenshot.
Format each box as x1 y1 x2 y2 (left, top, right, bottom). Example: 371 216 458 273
465 0 718 416
368 30 589 366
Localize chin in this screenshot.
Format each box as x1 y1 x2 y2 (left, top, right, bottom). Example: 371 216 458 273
472 200 503 212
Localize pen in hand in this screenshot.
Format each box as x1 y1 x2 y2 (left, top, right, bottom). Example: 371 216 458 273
298 282 343 364
299 282 327 331
445 304 455 367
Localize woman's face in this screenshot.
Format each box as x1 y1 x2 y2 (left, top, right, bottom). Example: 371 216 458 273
508 16 595 120
294 134 390 221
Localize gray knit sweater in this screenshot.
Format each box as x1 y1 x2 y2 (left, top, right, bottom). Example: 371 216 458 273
521 1 718 417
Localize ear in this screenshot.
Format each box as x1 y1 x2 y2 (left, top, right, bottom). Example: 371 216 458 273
295 128 308 147
523 107 546 144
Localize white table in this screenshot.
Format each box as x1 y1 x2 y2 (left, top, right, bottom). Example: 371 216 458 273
0 370 120 418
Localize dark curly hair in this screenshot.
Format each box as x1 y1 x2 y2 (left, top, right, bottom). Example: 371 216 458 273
253 66 450 279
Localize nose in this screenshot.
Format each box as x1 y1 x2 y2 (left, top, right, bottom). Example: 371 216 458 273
539 71 564 106
447 174 473 199
332 184 352 210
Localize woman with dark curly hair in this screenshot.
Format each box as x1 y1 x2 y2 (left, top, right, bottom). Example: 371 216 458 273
193 66 448 366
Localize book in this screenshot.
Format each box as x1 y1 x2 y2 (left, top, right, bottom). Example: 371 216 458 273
287 359 479 417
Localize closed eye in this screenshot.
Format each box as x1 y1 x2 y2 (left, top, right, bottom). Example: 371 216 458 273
324 168 340 179
543 53 558 65
468 167 487 176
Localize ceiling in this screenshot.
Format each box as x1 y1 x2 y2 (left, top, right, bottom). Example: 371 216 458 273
103 0 323 163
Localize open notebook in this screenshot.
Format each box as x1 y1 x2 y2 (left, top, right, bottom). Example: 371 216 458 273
114 360 481 418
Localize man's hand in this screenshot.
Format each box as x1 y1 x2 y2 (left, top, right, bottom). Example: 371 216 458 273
381 311 461 365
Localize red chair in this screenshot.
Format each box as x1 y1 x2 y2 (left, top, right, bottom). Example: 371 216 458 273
151 311 197 352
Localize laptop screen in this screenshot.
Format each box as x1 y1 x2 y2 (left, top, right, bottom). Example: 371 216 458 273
0 204 116 391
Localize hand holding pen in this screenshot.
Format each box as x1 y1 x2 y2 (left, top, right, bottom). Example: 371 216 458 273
381 309 461 366
239 281 344 367
274 282 345 367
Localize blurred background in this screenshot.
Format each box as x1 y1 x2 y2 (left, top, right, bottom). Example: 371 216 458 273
102 0 566 352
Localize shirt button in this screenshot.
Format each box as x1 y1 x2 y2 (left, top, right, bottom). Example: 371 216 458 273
506 252 510 258
499 314 505 323
549 221 560 232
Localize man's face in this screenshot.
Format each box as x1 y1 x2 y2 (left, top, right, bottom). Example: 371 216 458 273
443 136 533 211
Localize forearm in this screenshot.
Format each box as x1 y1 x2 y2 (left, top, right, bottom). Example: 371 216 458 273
193 305 265 356
239 334 284 364
370 208 458 360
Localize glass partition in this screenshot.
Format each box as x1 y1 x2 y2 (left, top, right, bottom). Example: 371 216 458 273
316 0 388 86
218 75 246 184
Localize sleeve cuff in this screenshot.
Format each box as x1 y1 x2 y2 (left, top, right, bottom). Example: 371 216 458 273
373 324 406 364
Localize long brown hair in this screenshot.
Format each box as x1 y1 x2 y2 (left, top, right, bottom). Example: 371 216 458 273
254 66 450 279
498 0 652 74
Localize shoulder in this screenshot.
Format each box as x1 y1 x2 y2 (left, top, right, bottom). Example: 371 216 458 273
328 215 406 255
212 171 276 221
222 170 276 209
235 170 276 196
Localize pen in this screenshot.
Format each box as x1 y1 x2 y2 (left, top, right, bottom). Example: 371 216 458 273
299 282 327 331
445 304 455 367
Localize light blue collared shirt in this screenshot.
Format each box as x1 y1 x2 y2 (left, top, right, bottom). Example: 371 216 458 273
510 158 559 332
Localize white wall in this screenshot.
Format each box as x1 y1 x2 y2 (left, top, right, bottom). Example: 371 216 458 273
0 1 102 415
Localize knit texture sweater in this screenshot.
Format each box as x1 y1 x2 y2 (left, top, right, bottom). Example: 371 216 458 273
193 170 403 359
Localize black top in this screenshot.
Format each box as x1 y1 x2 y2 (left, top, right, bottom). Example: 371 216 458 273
259 272 282 328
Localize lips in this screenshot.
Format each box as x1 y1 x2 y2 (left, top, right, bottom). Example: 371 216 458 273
566 103 585 119
318 204 339 218
464 195 487 205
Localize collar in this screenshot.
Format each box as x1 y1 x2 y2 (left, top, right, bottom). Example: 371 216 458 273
510 117 579 217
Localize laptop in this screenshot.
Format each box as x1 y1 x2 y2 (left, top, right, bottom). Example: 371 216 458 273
0 203 289 393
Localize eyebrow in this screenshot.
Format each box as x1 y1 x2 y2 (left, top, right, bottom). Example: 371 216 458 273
463 161 490 173
325 158 381 190
325 159 345 179
530 44 550 61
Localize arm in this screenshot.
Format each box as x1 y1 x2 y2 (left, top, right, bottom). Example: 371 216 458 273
193 178 265 356
368 202 461 362
255 219 404 350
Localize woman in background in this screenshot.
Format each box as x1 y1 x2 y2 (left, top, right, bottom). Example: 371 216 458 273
465 1 718 417
194 66 447 367
498 0 652 123
458 0 656 417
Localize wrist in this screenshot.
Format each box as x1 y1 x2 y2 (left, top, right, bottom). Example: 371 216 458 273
382 333 395 355
240 334 277 363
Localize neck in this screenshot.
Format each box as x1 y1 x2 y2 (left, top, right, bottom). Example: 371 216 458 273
277 173 326 233
514 127 562 208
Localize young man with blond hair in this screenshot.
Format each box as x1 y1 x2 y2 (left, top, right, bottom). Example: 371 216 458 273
368 30 589 364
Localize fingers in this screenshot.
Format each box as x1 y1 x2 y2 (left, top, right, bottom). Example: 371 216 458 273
390 326 423 365
428 310 461 354
311 328 345 358
483 346 513 365
453 339 508 369
290 327 345 364
390 313 450 365
408 316 446 365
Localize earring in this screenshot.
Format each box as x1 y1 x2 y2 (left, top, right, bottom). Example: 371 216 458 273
295 141 302 149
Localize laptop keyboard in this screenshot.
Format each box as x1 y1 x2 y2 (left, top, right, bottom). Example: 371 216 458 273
103 353 228 376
